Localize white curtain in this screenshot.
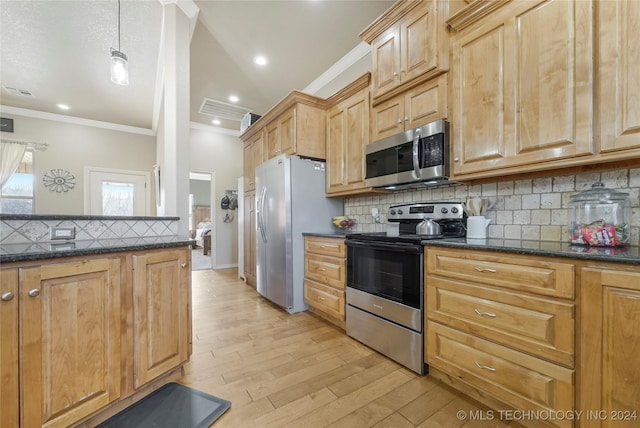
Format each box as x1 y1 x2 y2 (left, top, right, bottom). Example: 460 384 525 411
0 142 26 190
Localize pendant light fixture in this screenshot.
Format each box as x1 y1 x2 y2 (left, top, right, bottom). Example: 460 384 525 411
110 0 129 85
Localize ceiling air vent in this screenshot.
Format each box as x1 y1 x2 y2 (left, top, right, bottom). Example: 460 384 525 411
198 98 252 122
3 86 34 97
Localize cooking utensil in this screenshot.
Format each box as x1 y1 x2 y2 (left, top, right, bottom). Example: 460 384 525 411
416 217 441 235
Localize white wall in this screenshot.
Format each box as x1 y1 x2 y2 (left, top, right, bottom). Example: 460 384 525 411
2 113 157 215
189 126 243 268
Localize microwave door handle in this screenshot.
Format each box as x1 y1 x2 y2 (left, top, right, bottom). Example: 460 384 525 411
412 128 421 178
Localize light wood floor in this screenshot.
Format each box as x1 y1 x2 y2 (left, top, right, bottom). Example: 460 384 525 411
179 268 513 428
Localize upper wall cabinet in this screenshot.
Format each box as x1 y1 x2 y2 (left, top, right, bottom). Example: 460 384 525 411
326 74 375 197
370 74 447 142
361 0 452 102
598 0 640 156
448 0 594 180
240 91 327 161
243 130 264 193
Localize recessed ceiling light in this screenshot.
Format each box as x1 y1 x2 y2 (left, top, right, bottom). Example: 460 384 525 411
57 103 70 110
254 55 268 66
212 119 221 125
228 95 239 103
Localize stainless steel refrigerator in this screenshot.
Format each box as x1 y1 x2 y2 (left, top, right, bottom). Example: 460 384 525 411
255 154 343 313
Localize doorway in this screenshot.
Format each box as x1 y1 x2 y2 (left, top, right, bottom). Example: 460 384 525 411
84 167 150 215
190 171 215 270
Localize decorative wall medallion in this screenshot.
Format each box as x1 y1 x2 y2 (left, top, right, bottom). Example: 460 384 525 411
43 169 76 192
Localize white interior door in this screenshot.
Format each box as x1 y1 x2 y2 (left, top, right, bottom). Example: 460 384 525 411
85 168 150 215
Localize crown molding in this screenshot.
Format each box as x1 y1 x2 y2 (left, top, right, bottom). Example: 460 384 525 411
0 105 156 136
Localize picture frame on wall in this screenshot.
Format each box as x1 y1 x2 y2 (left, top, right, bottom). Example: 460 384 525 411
0 117 14 132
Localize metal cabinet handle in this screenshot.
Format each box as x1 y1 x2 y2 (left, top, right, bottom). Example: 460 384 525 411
181 263 188 268
404 117 408 121
397 119 403 124
474 361 496 372
28 288 40 297
318 268 326 272
1 291 15 301
474 308 497 318
373 304 383 309
320 245 337 249
454 157 460 162
318 296 325 301
474 267 497 273
393 71 398 77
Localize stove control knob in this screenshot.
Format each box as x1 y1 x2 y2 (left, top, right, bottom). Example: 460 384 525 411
451 207 459 214
441 207 448 214
397 209 403 215
390 209 396 215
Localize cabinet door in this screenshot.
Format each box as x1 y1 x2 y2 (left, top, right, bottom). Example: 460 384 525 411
243 192 256 286
132 249 189 388
371 96 404 142
452 0 593 177
0 269 18 428
401 0 438 83
266 120 279 159
371 26 401 99
20 258 121 428
279 107 296 155
252 131 264 169
404 75 447 131
327 89 370 194
243 142 254 191
580 268 640 428
599 0 640 154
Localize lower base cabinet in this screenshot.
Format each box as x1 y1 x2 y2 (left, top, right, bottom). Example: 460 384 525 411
0 246 191 428
303 236 346 329
579 268 640 428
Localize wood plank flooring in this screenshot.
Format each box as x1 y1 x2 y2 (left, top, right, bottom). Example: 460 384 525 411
179 268 513 428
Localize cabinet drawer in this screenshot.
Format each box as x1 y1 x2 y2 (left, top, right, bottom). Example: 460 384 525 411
427 277 574 367
304 278 345 320
428 323 574 428
427 249 575 298
305 253 345 290
305 236 346 258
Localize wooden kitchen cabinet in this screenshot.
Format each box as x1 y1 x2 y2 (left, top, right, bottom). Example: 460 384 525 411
0 269 18 428
243 130 264 192
448 0 593 180
265 99 326 160
370 74 447 142
597 0 640 157
20 257 123 428
425 248 576 428
579 268 640 428
132 248 190 388
243 191 257 287
303 236 346 329
326 74 374 197
361 0 450 101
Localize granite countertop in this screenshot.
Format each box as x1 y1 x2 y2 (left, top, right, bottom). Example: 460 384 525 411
302 232 350 238
0 236 195 263
423 237 640 265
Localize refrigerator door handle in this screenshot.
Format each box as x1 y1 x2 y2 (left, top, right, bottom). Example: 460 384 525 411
258 186 268 243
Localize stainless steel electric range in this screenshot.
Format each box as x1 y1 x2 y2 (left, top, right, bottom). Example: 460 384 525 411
345 202 466 374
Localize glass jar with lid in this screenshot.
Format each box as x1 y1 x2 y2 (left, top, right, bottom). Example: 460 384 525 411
569 182 631 246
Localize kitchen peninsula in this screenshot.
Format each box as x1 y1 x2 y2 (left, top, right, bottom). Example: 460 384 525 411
0 214 193 427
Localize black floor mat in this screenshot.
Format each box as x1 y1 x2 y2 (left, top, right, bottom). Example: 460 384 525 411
97 382 231 428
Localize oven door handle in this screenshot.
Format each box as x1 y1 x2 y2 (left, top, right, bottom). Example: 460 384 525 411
345 239 422 254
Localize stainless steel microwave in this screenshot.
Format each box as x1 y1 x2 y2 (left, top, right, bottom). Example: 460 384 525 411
365 119 450 190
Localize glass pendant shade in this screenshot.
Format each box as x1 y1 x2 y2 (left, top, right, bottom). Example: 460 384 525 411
110 49 129 85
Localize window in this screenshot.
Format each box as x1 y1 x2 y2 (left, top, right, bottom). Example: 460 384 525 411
1 150 34 214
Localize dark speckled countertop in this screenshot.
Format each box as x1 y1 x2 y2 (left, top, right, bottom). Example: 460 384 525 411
0 236 195 263
423 238 640 265
302 232 640 265
302 232 349 239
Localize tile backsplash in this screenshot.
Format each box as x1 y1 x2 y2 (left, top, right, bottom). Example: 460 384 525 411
345 168 640 245
0 217 179 245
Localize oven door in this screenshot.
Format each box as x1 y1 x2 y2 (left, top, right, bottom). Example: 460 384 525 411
346 239 422 310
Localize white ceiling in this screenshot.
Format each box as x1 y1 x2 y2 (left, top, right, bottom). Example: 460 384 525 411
0 0 394 133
